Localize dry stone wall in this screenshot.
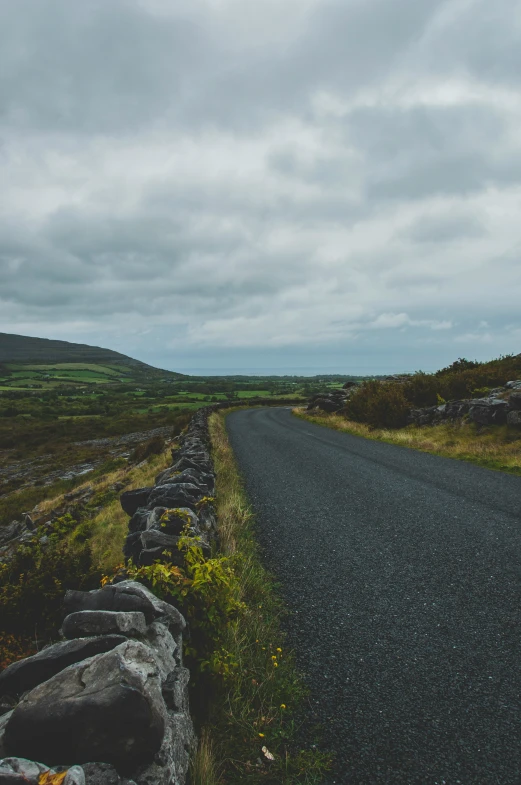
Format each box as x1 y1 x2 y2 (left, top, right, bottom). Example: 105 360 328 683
0 400 296 785
0 407 222 785
407 380 521 427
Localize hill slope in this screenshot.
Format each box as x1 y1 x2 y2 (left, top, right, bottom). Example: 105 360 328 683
0 332 183 377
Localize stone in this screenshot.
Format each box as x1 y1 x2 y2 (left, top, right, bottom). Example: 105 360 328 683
147 507 199 537
508 391 521 410
171 456 213 476
110 581 186 635
155 469 214 495
505 380 521 389
148 484 203 512
64 586 155 623
120 488 153 517
468 398 509 425
0 521 30 548
4 641 166 773
127 508 150 534
61 610 147 639
0 759 85 785
141 530 180 551
123 531 143 562
161 668 190 712
82 762 136 785
0 757 52 785
0 636 126 698
138 548 173 567
507 410 521 426
0 710 14 756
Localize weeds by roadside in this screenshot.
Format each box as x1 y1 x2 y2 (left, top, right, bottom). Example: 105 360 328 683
295 408 521 475
0 443 174 667
186 410 331 784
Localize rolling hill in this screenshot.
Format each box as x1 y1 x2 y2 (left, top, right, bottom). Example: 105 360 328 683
0 332 180 373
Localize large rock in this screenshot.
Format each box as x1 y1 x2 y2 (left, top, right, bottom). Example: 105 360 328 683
61 611 148 639
0 635 126 698
120 488 153 517
4 641 166 773
141 530 181 551
127 508 150 534
147 507 199 537
147 484 203 512
468 398 509 425
123 531 143 562
109 581 186 635
64 586 155 623
0 758 85 785
82 762 135 785
155 468 213 495
508 391 521 410
171 457 213 476
507 410 521 426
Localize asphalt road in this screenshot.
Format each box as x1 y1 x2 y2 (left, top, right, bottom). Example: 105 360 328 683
226 407 521 785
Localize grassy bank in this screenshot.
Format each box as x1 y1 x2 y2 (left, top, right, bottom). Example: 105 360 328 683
190 410 331 785
0 442 174 668
295 409 521 475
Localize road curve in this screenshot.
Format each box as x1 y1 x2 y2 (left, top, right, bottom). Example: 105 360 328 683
226 407 521 785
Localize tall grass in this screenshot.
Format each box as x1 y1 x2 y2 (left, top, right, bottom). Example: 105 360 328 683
295 409 521 475
188 411 331 784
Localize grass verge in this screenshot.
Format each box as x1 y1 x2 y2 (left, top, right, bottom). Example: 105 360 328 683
189 410 331 784
295 408 521 475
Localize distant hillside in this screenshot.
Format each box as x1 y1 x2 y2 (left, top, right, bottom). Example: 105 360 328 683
0 332 183 377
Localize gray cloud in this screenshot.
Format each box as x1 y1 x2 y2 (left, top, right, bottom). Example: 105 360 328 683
0 0 520 373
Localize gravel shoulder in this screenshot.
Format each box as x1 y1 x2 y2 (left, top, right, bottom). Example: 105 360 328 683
226 407 521 785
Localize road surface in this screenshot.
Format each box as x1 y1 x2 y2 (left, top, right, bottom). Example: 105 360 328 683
226 407 521 785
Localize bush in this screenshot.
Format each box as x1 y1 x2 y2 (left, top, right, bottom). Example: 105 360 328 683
344 381 410 428
124 530 245 678
0 515 100 645
129 435 165 464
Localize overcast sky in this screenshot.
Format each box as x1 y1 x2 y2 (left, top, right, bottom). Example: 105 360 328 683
1 0 520 374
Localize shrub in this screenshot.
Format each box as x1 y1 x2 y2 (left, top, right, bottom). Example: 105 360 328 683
124 530 245 678
0 515 100 644
344 381 410 428
402 373 439 408
129 435 165 464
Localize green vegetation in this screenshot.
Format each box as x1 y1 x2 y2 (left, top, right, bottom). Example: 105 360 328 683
0 443 175 669
0 352 353 531
186 410 332 784
341 354 521 429
295 411 521 475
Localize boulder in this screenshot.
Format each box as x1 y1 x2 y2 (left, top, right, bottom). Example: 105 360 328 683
147 485 202 513
64 586 155 623
109 581 185 635
123 531 143 562
141 530 180 551
4 641 166 773
120 488 153 517
507 410 521 426
0 635 126 698
505 380 521 390
0 759 85 785
147 507 199 537
155 469 213 495
127 508 150 534
171 456 213 476
138 547 171 566
468 398 509 425
508 391 521 410
82 762 135 785
61 611 147 639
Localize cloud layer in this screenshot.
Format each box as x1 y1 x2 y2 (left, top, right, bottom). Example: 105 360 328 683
1 0 520 372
